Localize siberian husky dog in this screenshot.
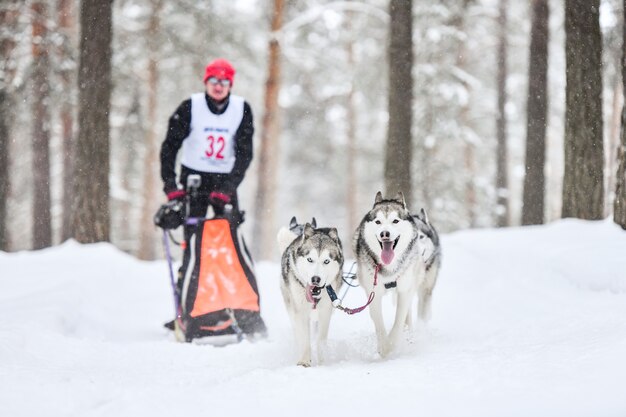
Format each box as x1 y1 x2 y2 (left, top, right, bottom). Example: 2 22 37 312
411 208 442 324
353 191 439 357
279 223 344 367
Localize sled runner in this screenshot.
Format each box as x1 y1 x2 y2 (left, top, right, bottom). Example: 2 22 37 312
156 175 267 344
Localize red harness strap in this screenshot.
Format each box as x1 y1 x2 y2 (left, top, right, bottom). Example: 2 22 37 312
335 263 380 315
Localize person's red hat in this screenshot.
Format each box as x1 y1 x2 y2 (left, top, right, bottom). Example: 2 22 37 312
203 58 236 85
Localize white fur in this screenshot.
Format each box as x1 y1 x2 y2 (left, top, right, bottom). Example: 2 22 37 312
277 226 297 254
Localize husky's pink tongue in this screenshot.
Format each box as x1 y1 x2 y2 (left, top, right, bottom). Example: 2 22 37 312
305 285 315 303
381 241 395 265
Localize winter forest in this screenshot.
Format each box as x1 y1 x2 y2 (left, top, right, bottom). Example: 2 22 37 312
1 0 626 261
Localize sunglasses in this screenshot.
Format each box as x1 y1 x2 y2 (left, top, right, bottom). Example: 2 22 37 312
207 77 231 87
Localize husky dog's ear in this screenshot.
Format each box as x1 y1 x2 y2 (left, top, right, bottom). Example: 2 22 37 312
375 191 383 204
311 217 317 229
289 216 298 230
420 208 430 225
395 192 407 209
303 223 315 238
327 227 339 242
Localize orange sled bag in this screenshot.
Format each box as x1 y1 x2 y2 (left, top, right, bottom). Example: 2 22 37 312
178 217 267 341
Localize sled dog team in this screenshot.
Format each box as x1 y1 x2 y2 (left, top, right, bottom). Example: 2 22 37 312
277 191 442 367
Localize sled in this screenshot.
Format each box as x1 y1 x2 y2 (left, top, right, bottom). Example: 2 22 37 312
157 175 267 345
175 212 267 343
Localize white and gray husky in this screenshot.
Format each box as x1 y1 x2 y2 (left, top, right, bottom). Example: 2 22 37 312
353 191 441 357
278 220 344 367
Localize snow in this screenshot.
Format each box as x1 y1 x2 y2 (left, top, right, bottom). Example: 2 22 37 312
1 219 626 417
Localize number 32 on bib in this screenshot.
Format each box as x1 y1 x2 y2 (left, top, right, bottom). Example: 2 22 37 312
205 135 225 160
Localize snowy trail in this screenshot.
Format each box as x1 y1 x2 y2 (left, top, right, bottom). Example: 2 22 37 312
1 219 626 417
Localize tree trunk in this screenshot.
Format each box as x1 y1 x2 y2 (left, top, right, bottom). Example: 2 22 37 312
454 1 475 227
606 70 622 216
384 0 413 205
0 88 8 250
58 0 76 242
614 0 626 228
346 31 358 238
31 0 52 249
253 0 284 261
522 0 549 225
0 0 19 251
72 0 112 243
119 90 143 253
495 0 510 227
562 0 604 219
138 0 163 260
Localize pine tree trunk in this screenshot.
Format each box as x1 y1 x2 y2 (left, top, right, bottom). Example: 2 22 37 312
138 0 163 260
58 0 75 242
119 91 142 253
384 0 413 205
0 1 19 251
562 0 604 219
522 0 549 225
72 0 112 243
606 71 622 216
346 33 358 238
495 0 510 227
31 0 52 249
253 0 283 261
453 1 475 227
0 89 8 250
613 0 626 228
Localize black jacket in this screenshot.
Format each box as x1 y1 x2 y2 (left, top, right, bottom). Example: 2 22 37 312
160 93 254 195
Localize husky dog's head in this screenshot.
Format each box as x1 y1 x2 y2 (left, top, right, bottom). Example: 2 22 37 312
414 208 440 263
289 216 317 235
361 191 417 266
294 223 344 302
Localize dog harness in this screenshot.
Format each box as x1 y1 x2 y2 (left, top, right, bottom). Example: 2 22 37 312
325 263 381 315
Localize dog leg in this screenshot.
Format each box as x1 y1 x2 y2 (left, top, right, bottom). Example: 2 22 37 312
405 298 414 330
294 309 312 367
316 303 333 365
418 268 438 322
418 287 433 322
384 290 411 356
368 291 387 357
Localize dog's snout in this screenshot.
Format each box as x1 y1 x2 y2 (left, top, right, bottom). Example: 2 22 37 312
380 230 391 240
311 276 321 286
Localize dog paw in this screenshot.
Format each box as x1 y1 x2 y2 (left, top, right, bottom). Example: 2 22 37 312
377 345 389 358
379 341 395 358
297 360 311 368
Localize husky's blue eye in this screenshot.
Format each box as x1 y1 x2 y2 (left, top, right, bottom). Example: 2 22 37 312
323 259 330 265
307 257 313 263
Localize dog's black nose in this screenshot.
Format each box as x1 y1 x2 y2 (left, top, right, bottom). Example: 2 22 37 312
311 276 321 286
380 230 390 239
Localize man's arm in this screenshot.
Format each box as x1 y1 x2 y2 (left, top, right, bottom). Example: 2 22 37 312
224 101 254 191
160 99 192 194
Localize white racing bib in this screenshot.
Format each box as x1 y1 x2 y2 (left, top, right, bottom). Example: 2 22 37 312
180 93 244 173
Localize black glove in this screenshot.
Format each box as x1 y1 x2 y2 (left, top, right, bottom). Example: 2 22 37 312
154 199 185 230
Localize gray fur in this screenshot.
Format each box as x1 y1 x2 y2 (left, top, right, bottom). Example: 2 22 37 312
414 208 442 272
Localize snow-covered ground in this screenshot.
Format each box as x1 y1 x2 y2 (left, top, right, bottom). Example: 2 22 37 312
1 219 625 417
